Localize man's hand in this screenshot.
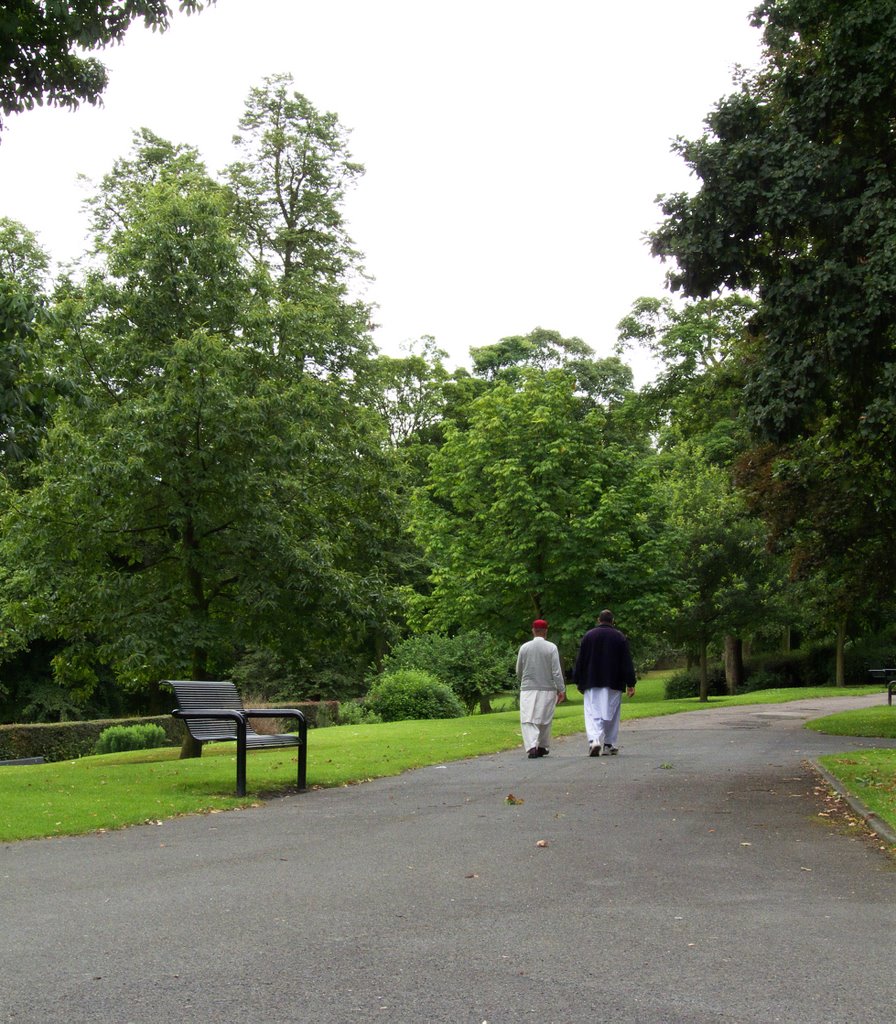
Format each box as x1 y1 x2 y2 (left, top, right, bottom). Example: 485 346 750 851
557 691 567 703
626 686 636 698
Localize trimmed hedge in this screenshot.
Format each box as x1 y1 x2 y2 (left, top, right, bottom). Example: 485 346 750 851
0 700 341 763
0 715 182 764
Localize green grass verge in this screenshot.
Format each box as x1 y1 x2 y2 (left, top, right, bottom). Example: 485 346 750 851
1 676 892 843
815 751 896 836
807 704 896 839
804 705 896 739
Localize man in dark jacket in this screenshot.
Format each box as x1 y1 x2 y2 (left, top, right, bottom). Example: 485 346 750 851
572 609 636 756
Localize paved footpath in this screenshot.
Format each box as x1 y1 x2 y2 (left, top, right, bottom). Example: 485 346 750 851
2 695 895 1024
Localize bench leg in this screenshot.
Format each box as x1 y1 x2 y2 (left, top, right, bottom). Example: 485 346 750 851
297 722 308 791
236 720 248 797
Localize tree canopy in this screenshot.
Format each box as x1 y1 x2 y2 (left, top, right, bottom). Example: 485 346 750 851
651 0 896 442
0 1 215 135
410 360 660 660
0 86 398 713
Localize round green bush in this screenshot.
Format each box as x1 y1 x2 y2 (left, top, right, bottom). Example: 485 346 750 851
365 669 465 722
94 723 168 755
377 630 516 713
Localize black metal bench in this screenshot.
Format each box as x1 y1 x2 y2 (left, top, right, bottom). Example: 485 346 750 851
868 668 896 706
166 680 308 796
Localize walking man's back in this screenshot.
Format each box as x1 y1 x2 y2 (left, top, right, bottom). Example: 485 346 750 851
572 609 636 756
516 619 566 758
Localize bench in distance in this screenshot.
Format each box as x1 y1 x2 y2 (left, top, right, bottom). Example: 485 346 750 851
868 668 896 706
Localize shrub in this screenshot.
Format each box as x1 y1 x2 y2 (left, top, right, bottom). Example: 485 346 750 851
94 723 169 755
842 640 896 685
335 701 383 726
365 669 465 722
663 666 728 700
744 651 809 687
378 631 515 713
741 668 786 693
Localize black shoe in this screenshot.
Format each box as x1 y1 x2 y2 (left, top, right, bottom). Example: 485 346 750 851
527 747 540 758
537 747 549 757
589 743 601 757
603 744 619 755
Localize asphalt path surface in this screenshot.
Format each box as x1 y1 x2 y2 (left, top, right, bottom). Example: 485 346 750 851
3 695 895 1024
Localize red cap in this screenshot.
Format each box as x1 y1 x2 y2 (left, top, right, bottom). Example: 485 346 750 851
532 619 548 630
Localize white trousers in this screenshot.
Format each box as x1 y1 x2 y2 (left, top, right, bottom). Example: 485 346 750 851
583 687 622 747
520 690 557 751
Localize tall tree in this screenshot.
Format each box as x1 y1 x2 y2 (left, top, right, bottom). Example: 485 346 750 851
226 74 371 378
650 0 896 666
0 131 393 718
0 1 215 135
470 326 634 407
617 294 790 687
360 337 451 454
654 443 779 699
410 364 660 662
651 0 896 442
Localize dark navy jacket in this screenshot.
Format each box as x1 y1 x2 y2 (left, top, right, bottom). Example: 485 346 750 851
572 623 636 693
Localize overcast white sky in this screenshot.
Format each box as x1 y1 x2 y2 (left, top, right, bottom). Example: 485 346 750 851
0 0 765 384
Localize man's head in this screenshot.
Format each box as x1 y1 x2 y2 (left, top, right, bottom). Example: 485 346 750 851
598 609 614 625
532 618 548 636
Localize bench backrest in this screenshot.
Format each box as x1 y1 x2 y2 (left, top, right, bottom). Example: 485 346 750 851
168 680 246 742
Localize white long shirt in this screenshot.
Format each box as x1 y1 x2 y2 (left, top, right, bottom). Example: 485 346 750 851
516 636 565 693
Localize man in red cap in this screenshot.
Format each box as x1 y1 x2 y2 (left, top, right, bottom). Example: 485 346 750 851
515 618 566 758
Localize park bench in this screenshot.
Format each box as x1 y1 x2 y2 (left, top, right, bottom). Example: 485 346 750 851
868 668 896 706
166 680 308 796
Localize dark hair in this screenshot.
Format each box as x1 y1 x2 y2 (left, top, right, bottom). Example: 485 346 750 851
598 609 614 624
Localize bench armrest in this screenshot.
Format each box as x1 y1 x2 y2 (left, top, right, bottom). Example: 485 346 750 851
243 707 307 723
172 708 246 723
244 707 308 741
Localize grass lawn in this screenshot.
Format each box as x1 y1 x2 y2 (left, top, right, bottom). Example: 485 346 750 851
806 705 896 837
1 675 893 843
805 705 896 740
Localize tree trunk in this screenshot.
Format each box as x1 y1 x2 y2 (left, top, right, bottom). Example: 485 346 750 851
179 731 203 759
724 635 743 695
781 626 792 654
177 644 211 759
372 628 386 675
698 639 709 702
835 617 847 687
